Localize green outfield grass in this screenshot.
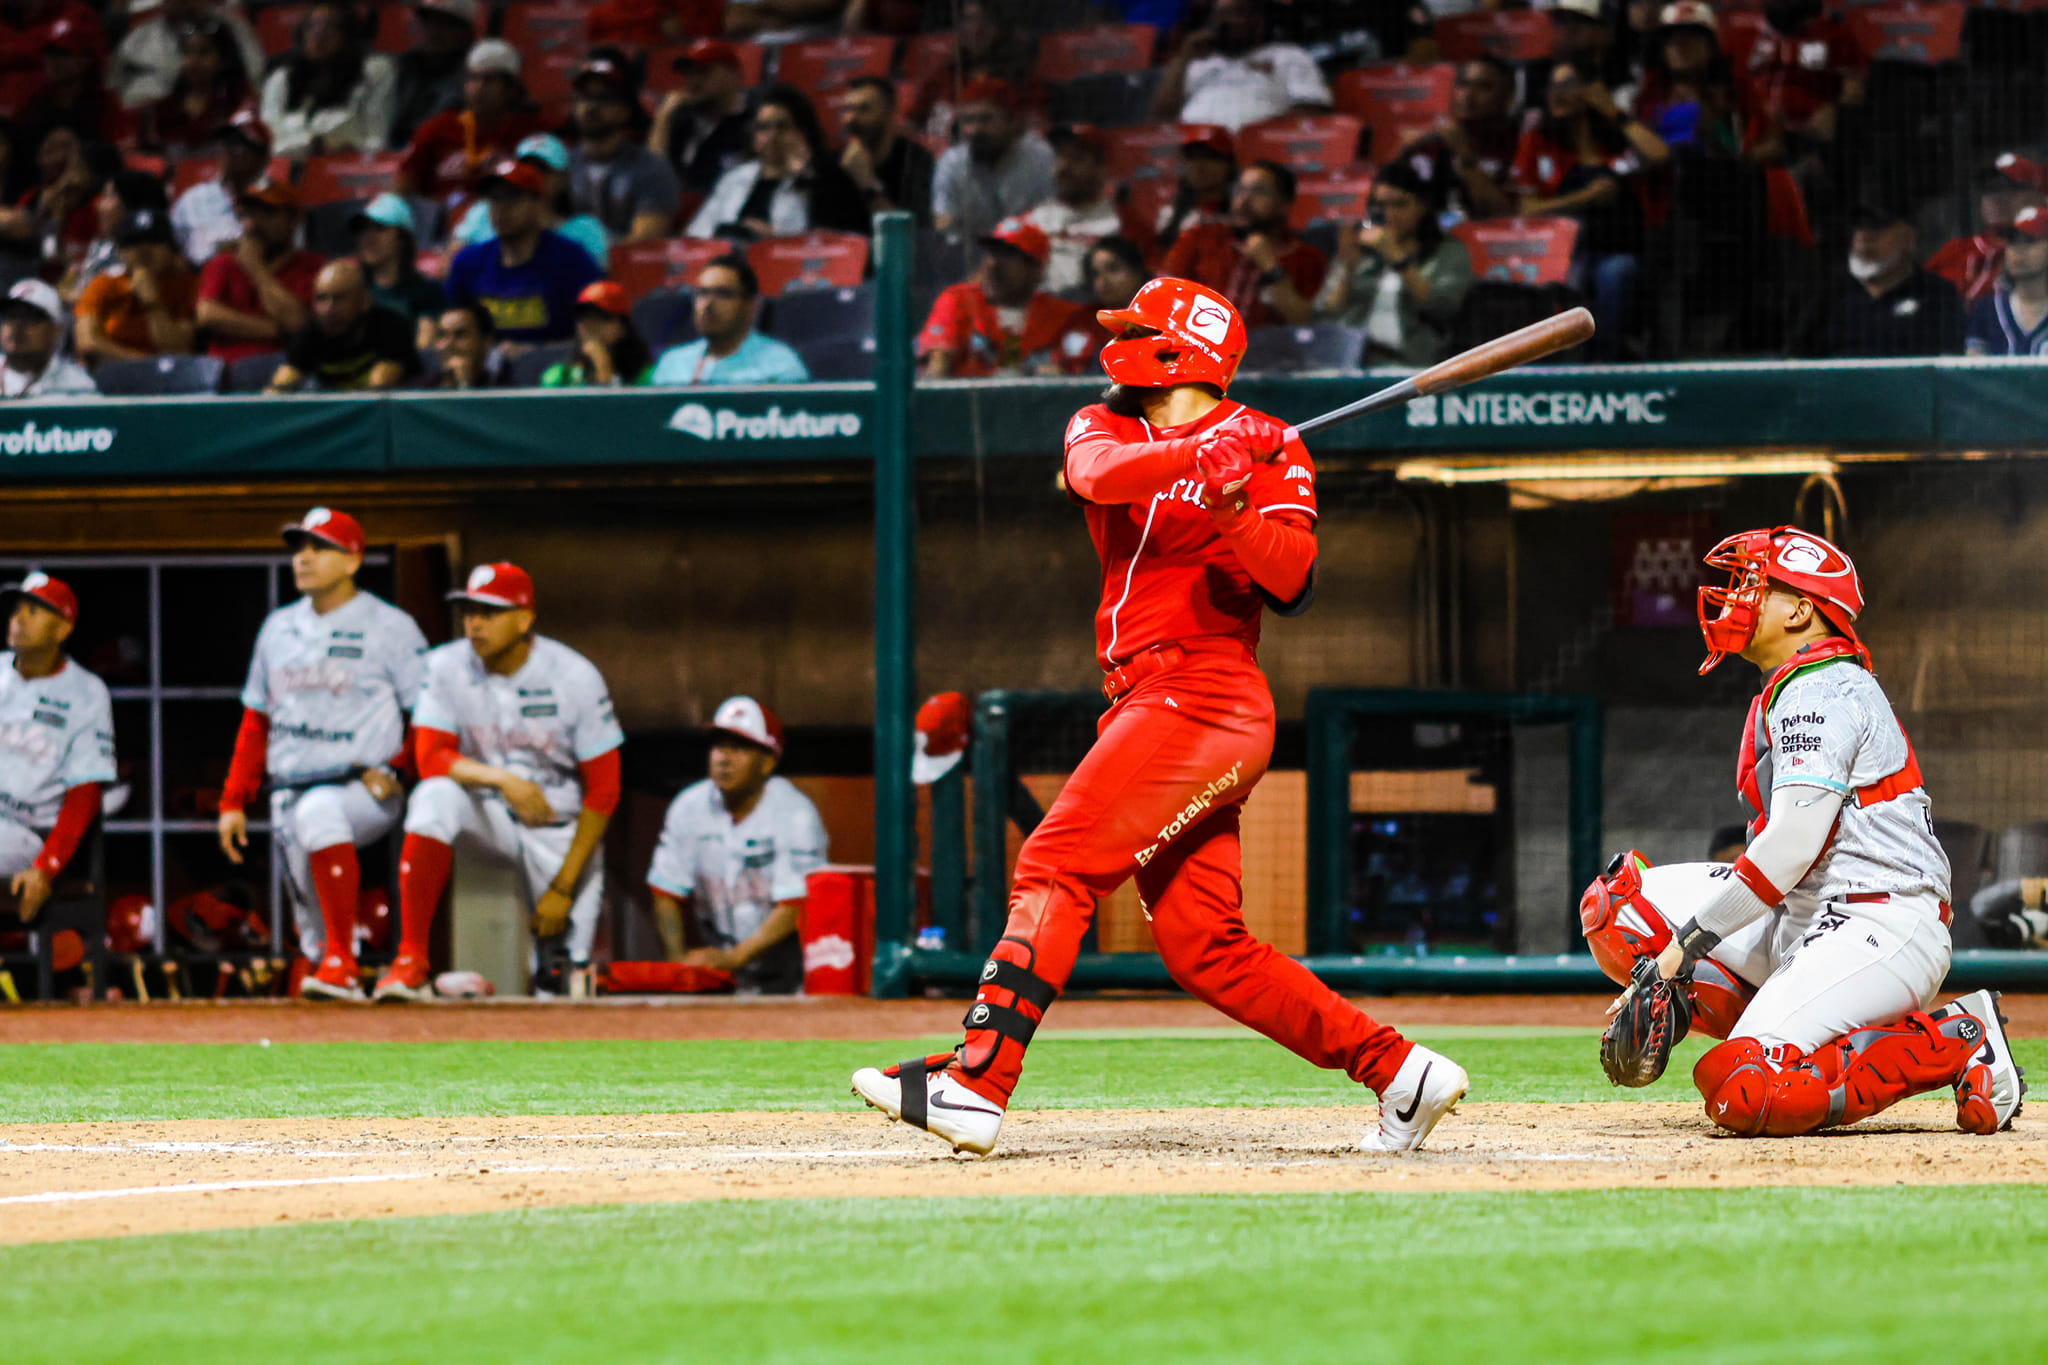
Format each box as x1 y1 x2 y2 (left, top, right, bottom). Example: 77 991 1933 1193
7 1030 2045 1124
6 1185 2044 1364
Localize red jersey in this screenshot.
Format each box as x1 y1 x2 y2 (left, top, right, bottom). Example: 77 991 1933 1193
1926 234 2003 304
1160 222 1326 330
1064 398 1317 670
917 281 1078 377
198 247 325 363
1734 17 1865 129
401 109 545 200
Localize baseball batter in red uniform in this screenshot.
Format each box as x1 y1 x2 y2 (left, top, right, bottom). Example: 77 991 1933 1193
854 277 1471 1156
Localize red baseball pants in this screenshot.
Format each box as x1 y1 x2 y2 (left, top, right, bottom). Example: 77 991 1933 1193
955 643 1413 1106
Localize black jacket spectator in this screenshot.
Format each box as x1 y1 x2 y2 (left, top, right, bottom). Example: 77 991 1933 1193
686 85 867 241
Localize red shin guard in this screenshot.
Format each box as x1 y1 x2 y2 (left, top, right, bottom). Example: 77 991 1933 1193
1695 1011 1983 1136
307 843 360 966
397 833 453 960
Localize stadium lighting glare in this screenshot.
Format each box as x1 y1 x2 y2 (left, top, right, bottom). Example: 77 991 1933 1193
1391 454 1840 485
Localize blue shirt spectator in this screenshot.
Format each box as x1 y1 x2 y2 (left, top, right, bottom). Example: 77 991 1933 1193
444 160 604 342
650 255 810 385
1964 207 2048 357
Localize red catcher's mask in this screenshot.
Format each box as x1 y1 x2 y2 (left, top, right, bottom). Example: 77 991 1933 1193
1096 276 1246 392
1696 526 1865 674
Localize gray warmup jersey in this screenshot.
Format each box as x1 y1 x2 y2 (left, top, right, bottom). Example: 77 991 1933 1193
412 635 623 822
242 593 428 784
0 654 115 830
648 775 827 948
1768 662 1950 905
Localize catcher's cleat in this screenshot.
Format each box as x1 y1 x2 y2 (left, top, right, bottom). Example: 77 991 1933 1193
300 954 364 1002
372 952 434 1003
1934 989 2025 1132
1359 1045 1469 1153
851 1053 1003 1157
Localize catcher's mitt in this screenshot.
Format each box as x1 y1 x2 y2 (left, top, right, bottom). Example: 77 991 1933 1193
1600 956 1693 1087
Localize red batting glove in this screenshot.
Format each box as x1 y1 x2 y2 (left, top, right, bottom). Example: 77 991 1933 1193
1195 432 1258 512
1218 410 1293 462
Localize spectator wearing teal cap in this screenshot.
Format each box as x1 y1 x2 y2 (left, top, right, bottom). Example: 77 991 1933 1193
449 133 608 271
352 192 445 351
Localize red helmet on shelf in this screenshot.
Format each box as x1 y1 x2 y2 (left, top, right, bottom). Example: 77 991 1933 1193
1697 526 1865 674
1096 277 1246 392
106 894 155 955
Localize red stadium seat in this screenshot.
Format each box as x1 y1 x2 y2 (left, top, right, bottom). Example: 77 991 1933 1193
1104 123 1196 182
1451 215 1579 286
746 231 869 296
1034 25 1157 81
645 41 768 95
524 49 584 124
375 5 422 55
903 33 954 86
609 237 734 302
1846 3 1964 64
1434 11 1554 62
775 35 895 98
1333 64 1455 157
256 3 310 56
501 2 590 59
172 155 290 196
1236 114 1366 176
1289 171 1373 230
299 152 405 206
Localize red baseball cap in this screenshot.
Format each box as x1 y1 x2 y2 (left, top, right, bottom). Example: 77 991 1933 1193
2013 205 2048 240
1996 151 2047 192
577 280 629 316
2 571 77 624
708 695 784 756
673 37 742 71
1181 124 1235 160
912 691 968 784
982 216 1050 266
236 176 299 211
43 17 91 55
480 158 546 198
447 562 536 610
958 76 1016 110
281 506 366 555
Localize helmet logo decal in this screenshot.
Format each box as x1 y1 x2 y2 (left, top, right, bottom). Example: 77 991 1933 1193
1186 300 1232 343
1776 535 1845 577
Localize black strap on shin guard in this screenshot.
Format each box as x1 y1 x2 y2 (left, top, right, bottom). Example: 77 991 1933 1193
977 957 1059 1012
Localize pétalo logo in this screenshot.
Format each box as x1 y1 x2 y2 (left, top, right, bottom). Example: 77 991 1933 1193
666 402 862 441
0 419 116 457
1405 389 1673 428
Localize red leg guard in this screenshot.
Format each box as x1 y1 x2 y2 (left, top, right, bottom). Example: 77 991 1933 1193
307 843 360 968
1696 1012 1982 1137
397 833 453 960
1685 960 1755 1042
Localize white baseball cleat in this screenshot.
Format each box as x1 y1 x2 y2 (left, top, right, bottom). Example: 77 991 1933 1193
1935 989 2026 1131
851 1055 1004 1157
1359 1045 1470 1153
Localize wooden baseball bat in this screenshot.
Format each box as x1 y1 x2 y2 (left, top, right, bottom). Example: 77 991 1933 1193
1290 307 1596 439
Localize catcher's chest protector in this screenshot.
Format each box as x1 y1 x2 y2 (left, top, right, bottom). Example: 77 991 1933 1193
1736 640 1919 837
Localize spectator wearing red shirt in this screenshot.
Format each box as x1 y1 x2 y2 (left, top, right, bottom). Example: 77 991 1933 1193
395 39 540 203
1927 154 2047 307
0 0 100 120
917 217 1079 378
196 177 324 364
1145 125 1235 261
1161 159 1325 328
1512 62 1668 360
1399 58 1521 221
1734 0 1864 143
1050 233 1146 375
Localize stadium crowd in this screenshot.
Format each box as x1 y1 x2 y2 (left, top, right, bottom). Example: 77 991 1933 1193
0 0 2044 400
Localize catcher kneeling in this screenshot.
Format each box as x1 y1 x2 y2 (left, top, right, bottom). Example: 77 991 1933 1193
1587 526 2025 1136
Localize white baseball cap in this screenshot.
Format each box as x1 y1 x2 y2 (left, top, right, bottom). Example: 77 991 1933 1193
467 37 521 77
4 278 63 325
708 695 783 756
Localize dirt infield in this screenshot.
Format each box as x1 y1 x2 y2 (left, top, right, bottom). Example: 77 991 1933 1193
4 1102 2040 1245
9 994 2048 1045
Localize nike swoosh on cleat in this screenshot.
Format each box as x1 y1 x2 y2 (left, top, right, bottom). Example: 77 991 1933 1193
1394 1062 1431 1124
928 1092 1001 1117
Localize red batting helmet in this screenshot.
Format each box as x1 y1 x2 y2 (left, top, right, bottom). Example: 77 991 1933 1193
1697 526 1865 674
1097 277 1246 393
106 894 155 954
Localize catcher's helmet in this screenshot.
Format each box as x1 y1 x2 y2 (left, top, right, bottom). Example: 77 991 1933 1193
1697 526 1864 674
1096 277 1246 393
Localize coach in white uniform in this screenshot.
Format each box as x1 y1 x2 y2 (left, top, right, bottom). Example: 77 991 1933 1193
220 508 428 1001
648 696 826 994
386 562 623 999
0 574 114 921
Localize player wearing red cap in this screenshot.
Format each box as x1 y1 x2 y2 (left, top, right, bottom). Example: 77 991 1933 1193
0 573 113 923
854 278 1471 1156
221 508 428 1001
916 216 1077 378
1580 527 2025 1135
385 563 623 999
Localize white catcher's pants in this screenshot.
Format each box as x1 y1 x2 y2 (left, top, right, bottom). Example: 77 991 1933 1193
271 781 402 960
402 776 604 962
1632 862 1952 1054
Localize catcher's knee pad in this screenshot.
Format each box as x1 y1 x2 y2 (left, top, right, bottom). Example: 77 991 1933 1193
1694 1038 1833 1136
958 937 1059 1095
1580 851 1667 986
1685 959 1755 1041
